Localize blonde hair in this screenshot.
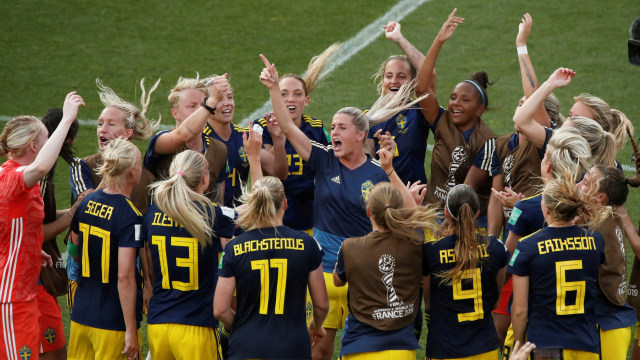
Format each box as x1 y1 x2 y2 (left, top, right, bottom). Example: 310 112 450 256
0 115 42 157
567 116 617 167
337 81 428 135
574 93 633 152
168 76 208 110
544 93 565 127
149 150 214 246
280 42 341 96
367 182 437 245
543 175 610 228
236 176 285 230
547 126 593 182
437 184 486 285
97 139 140 190
96 78 161 140
373 55 417 95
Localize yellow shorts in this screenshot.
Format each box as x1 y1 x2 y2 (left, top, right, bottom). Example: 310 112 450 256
430 349 498 360
600 326 631 360
68 321 142 360
635 321 640 343
316 272 348 329
148 323 222 360
502 323 514 359
343 349 416 360
67 279 77 314
561 349 599 360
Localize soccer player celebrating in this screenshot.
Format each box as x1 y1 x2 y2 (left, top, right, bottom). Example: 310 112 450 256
68 139 145 360
214 124 328 359
144 150 236 359
258 53 424 359
0 92 84 360
422 184 509 359
509 177 608 359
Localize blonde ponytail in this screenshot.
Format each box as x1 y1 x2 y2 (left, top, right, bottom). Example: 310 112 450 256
236 176 285 230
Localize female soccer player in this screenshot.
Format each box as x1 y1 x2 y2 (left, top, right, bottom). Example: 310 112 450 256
201 75 251 207
214 171 328 359
415 9 497 229
510 177 608 359
578 166 637 360
68 139 144 360
333 149 437 359
512 68 618 169
423 184 509 359
68 78 159 314
38 108 81 360
144 150 236 359
144 75 229 201
255 43 337 232
0 92 84 360
259 53 423 359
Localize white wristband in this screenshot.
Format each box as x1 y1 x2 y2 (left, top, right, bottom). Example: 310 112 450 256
517 45 528 55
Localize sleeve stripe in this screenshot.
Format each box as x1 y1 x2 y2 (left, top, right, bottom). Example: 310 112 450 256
70 158 88 194
310 140 330 152
481 138 495 172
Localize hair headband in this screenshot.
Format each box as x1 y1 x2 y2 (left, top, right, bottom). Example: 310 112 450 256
464 80 487 107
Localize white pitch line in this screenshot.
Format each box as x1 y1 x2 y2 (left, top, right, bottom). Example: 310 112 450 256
240 0 431 126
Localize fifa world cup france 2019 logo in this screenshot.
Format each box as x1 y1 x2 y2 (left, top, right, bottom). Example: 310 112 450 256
379 254 400 307
445 146 468 191
361 180 374 201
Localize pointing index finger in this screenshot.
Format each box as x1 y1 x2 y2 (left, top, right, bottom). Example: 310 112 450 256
259 54 271 68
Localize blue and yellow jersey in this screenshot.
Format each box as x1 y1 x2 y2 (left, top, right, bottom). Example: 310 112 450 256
368 107 429 184
422 234 509 358
307 142 389 272
506 193 545 237
508 225 605 353
203 122 249 206
69 190 144 331
218 226 323 360
143 202 236 328
257 114 329 230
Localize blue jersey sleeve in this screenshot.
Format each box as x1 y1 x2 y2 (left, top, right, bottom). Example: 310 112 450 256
307 141 332 174
507 238 531 276
334 245 346 282
256 118 274 146
536 127 554 159
218 241 236 278
214 205 237 239
70 158 94 202
117 211 143 249
472 138 497 175
489 148 501 176
144 130 170 176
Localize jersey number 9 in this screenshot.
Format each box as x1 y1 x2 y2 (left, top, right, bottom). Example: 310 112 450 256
452 268 484 322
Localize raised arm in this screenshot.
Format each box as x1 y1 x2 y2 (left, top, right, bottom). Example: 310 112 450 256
259 54 312 161
415 9 464 123
152 75 229 154
515 14 551 128
377 146 415 208
24 92 84 188
243 122 263 185
514 68 575 148
383 21 424 70
259 113 289 180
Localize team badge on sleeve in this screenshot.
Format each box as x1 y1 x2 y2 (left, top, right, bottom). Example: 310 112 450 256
218 252 225 269
508 207 522 226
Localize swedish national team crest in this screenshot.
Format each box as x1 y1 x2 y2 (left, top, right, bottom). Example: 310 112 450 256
19 345 31 360
238 146 248 166
395 114 407 129
44 327 56 344
306 300 313 321
361 180 374 201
